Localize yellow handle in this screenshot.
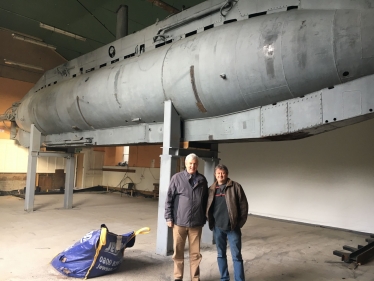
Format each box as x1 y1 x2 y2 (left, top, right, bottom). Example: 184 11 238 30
99 226 107 246
134 227 150 235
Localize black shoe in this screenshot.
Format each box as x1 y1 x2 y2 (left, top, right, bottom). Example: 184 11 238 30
175 279 182 281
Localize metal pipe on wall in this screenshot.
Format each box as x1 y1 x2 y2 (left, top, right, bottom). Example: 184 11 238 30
116 5 128 40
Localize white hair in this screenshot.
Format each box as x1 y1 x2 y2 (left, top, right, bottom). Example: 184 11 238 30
185 153 199 164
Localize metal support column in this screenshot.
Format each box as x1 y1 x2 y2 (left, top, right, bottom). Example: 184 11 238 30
64 154 76 209
156 100 180 256
202 150 219 244
24 124 41 212
116 5 128 39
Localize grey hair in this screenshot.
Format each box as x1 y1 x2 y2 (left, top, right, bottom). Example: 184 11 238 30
215 164 229 174
185 153 199 164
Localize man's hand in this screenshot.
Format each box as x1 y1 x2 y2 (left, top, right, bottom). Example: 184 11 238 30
166 220 174 227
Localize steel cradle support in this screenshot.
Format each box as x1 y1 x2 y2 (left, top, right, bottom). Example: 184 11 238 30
333 235 374 265
155 101 219 255
24 125 41 212
156 100 180 256
24 124 76 212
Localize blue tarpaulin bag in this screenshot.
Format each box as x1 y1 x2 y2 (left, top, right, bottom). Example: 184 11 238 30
51 224 150 279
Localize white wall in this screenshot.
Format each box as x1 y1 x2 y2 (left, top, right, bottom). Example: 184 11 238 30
0 139 65 173
0 142 106 190
102 167 160 191
0 139 67 191
219 119 374 233
80 149 104 188
0 139 28 172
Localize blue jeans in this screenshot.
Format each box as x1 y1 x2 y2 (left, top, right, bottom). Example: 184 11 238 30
213 227 245 281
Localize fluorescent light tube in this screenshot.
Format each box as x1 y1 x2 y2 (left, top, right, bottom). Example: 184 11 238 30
39 23 86 41
4 59 44 71
12 33 56 50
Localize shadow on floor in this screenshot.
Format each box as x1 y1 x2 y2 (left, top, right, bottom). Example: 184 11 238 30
116 250 168 273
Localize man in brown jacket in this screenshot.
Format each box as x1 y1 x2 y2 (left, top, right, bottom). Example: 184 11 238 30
206 164 248 281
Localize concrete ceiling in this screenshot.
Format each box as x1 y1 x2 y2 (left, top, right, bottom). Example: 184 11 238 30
0 0 205 83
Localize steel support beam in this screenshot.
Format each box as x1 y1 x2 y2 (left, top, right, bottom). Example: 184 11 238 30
44 123 163 148
201 154 219 244
31 151 72 158
24 124 76 211
10 121 17 139
175 148 218 159
156 100 180 256
64 154 76 209
24 124 41 212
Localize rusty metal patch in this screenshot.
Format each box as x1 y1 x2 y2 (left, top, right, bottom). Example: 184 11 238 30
190 65 207 113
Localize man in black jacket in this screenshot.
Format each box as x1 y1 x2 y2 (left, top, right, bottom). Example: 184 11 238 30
165 153 208 281
206 164 248 281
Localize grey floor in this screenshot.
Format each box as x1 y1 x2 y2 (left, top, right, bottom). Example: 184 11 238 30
0 192 373 281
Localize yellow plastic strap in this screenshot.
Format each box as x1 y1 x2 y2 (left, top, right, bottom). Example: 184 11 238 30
134 227 150 235
84 227 107 279
100 227 107 246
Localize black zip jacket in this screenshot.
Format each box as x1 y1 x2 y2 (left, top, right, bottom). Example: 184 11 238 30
165 170 208 227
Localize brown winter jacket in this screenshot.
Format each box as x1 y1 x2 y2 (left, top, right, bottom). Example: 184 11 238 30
206 178 248 231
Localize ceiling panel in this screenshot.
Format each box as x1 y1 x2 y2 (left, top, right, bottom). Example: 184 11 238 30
0 0 204 60
0 0 206 83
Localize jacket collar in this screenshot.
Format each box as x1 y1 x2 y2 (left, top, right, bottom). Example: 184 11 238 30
184 169 199 179
210 178 232 190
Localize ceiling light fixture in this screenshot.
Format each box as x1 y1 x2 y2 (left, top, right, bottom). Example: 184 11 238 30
12 33 56 50
39 23 86 41
4 59 44 71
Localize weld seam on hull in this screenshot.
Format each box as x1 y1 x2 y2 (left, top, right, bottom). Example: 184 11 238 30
76 96 94 129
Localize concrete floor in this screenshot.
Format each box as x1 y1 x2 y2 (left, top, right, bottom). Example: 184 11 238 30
0 192 373 281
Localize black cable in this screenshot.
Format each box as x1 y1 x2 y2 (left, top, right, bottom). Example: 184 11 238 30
76 0 115 38
148 168 159 180
115 171 128 196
